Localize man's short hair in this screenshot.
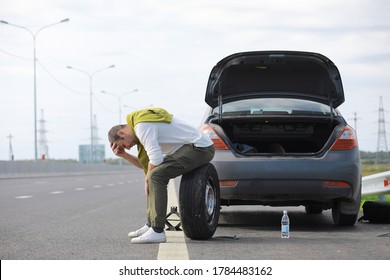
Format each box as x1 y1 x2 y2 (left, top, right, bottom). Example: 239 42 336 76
108 124 126 143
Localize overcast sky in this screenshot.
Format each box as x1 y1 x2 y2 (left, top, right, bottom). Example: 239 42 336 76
1 0 389 161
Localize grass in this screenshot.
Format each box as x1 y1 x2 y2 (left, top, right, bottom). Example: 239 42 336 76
362 164 390 177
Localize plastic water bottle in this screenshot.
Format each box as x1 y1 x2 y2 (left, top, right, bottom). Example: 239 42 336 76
281 210 290 238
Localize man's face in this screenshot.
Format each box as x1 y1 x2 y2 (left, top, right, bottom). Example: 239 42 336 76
116 129 138 150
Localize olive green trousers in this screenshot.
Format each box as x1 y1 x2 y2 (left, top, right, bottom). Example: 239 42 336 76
146 144 215 229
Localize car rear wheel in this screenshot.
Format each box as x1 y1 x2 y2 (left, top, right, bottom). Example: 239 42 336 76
179 163 220 240
332 190 361 226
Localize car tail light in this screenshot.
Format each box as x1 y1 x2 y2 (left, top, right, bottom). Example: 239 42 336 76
323 181 351 188
330 126 358 151
201 124 229 150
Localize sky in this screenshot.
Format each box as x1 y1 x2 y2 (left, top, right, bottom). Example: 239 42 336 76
0 0 389 161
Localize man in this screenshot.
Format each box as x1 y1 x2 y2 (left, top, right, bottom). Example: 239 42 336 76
108 108 214 244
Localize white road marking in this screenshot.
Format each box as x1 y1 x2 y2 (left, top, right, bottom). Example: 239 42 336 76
107 183 114 186
157 179 189 260
75 188 85 191
50 191 63 194
93 185 102 188
15 196 33 199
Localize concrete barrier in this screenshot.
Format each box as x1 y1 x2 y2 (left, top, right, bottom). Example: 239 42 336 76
0 161 133 179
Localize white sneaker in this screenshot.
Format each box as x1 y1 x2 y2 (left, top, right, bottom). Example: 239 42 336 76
131 228 166 244
128 224 150 238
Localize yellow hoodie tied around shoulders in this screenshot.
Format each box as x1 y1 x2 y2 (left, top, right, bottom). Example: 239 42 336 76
126 108 173 174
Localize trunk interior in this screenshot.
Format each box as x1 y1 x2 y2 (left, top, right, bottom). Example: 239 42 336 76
210 116 341 154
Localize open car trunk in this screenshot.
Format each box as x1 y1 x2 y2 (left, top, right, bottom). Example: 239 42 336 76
209 116 342 154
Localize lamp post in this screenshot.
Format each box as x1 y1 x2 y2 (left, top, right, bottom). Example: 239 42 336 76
1 18 70 160
67 65 115 164
101 89 138 123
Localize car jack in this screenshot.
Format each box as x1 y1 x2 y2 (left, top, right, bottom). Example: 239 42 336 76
165 206 182 231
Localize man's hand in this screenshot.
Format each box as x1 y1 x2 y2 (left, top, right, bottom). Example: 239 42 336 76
110 142 143 170
111 142 126 157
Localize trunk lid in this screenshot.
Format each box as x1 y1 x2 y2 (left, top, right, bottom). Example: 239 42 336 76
205 51 344 109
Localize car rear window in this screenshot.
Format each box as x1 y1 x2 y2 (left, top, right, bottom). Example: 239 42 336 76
213 98 331 116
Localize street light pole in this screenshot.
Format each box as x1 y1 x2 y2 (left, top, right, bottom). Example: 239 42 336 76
1 18 70 161
101 89 138 123
67 65 115 164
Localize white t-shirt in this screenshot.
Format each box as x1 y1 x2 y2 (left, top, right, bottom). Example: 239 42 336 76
134 116 213 165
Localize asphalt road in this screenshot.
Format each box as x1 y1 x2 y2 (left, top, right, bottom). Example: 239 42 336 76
1 170 389 260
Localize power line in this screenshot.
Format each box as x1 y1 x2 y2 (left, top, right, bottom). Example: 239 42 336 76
0 48 31 60
349 112 360 133
375 96 389 164
36 60 88 96
38 109 49 160
6 134 14 161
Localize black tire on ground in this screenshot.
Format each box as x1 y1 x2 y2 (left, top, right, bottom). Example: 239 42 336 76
179 163 220 240
332 190 361 226
332 201 359 226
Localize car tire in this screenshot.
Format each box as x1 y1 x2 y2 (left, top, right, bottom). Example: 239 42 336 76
305 205 323 214
332 190 361 226
179 163 220 240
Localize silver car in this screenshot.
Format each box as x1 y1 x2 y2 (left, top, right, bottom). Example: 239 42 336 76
200 50 362 226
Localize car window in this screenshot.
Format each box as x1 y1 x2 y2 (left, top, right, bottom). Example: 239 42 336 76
213 98 331 116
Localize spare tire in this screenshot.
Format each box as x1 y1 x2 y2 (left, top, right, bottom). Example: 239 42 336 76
179 163 220 240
